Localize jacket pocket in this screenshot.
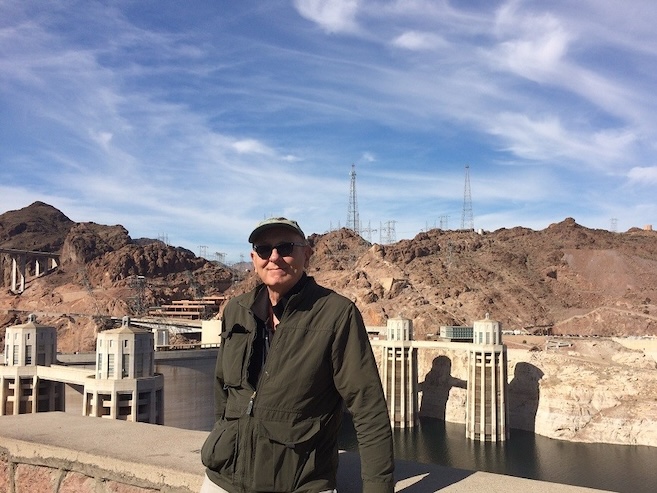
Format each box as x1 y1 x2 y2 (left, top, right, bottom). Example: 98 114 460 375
251 419 322 492
201 418 239 473
221 328 250 387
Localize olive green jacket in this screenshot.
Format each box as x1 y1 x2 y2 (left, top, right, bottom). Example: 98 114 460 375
201 277 394 492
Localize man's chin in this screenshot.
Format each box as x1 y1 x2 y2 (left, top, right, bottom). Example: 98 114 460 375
264 277 294 290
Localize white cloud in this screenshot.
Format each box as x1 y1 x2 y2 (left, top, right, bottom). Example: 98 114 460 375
3 0 657 258
232 139 275 155
627 166 657 185
491 3 572 81
487 112 637 170
89 130 113 150
360 152 376 163
293 0 360 34
391 31 447 51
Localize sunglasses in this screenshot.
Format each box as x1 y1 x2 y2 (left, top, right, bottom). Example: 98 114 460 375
253 242 306 259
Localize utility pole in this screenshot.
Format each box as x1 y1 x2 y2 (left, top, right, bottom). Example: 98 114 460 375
347 164 360 236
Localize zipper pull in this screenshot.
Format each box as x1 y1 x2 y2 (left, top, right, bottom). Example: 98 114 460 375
246 391 256 415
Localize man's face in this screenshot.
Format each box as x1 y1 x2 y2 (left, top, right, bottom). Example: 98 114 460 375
250 227 312 295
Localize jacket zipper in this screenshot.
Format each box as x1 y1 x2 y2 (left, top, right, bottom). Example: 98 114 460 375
246 304 283 417
246 390 256 416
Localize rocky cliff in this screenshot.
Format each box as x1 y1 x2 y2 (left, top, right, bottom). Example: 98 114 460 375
410 337 657 447
0 202 233 349
1 202 657 447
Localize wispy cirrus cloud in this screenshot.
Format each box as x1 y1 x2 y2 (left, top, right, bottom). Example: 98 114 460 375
2 0 657 259
293 0 360 34
391 31 448 51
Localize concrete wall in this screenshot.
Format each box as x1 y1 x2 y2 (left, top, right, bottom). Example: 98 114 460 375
0 413 608 493
0 413 204 493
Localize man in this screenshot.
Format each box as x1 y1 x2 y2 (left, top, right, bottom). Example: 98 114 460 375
201 217 394 493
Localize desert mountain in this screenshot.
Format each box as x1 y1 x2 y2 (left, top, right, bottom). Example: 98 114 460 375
300 219 657 338
0 202 233 350
2 202 657 353
4 202 657 447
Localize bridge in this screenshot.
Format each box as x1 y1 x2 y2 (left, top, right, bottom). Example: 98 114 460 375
0 247 59 294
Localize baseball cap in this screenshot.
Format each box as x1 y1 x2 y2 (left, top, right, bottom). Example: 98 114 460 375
248 217 306 243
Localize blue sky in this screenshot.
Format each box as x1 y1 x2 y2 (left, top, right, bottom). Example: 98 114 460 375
2 0 657 263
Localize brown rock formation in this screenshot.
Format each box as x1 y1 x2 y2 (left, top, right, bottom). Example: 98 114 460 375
2 202 657 447
0 203 233 352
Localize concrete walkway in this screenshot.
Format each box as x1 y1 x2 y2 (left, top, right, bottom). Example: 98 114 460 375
338 450 613 492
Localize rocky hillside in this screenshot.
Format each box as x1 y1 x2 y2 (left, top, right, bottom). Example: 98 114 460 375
0 202 233 351
2 202 657 447
2 202 657 351
302 219 657 337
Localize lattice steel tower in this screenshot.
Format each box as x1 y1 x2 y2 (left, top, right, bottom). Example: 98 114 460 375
380 220 397 245
461 165 474 231
347 164 360 235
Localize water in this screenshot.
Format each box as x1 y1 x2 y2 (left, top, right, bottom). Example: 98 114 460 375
338 416 657 493
65 350 655 493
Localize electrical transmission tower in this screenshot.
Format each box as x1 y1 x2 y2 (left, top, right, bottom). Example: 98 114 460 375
129 275 146 316
380 220 397 244
361 221 377 243
198 245 208 258
347 164 360 236
460 165 474 230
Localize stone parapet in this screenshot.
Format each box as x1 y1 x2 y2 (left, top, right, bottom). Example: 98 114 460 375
0 413 203 493
0 413 607 493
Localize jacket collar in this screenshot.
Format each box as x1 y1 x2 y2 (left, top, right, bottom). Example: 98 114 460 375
247 273 312 322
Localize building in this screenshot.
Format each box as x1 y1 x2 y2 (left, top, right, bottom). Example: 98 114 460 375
439 325 473 342
84 317 164 423
1 315 164 424
381 317 418 428
465 314 509 441
0 314 63 414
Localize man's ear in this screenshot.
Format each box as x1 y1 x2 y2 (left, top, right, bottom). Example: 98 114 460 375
304 246 313 268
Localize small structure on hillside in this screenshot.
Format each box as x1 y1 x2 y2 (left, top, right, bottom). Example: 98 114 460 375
147 295 227 320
